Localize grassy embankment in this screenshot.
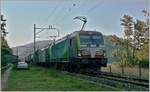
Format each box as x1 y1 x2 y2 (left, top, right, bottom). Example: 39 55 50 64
101 64 149 79
5 65 117 91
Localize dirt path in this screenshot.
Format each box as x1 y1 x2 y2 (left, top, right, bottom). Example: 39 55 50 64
1 64 13 90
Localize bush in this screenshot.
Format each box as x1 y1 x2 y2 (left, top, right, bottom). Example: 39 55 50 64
139 58 149 68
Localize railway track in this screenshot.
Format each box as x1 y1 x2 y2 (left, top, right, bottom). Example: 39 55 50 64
63 71 149 91
100 72 149 83
90 72 149 87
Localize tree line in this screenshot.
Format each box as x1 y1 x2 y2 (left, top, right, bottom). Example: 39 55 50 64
110 11 149 68
1 15 18 67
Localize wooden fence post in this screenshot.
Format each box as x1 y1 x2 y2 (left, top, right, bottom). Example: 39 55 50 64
139 63 142 79
121 66 124 76
109 65 111 73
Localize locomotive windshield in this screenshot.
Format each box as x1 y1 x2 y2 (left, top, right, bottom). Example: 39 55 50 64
80 35 104 45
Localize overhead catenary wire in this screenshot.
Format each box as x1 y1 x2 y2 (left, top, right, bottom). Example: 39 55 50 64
43 5 59 25
41 1 65 26
41 0 83 28
56 0 103 28
37 2 63 41
53 1 76 26
75 0 91 14
87 1 103 13
41 0 103 27
51 1 89 33
41 0 103 38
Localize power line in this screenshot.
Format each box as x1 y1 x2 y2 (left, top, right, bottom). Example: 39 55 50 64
56 1 87 29
77 0 91 13
45 7 57 23
86 1 103 14
54 2 77 26
46 2 68 26
53 5 70 25
52 6 66 25
55 0 102 27
43 4 59 25
41 1 78 30
41 1 103 37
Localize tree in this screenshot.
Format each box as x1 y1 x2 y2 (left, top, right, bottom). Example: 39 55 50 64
1 37 13 66
133 19 149 67
111 12 149 67
110 35 127 66
1 15 14 66
120 15 134 65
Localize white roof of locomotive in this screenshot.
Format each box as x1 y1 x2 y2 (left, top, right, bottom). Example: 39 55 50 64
52 30 103 45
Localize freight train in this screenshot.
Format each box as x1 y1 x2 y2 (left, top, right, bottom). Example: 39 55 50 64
25 31 107 73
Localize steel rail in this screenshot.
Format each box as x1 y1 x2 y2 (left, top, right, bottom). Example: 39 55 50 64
62 71 149 91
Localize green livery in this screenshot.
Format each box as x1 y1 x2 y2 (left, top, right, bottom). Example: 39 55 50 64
26 31 107 71
51 38 69 62
76 32 80 51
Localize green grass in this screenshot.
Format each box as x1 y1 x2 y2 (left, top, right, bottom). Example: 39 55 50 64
5 65 117 91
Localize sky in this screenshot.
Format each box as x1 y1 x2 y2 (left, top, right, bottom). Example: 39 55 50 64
1 0 148 47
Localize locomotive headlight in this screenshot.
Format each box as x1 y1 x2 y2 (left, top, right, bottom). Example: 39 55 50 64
103 50 106 57
77 50 82 57
103 53 106 57
78 53 81 56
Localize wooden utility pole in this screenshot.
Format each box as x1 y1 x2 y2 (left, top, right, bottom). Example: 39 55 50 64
139 62 142 79
109 65 111 73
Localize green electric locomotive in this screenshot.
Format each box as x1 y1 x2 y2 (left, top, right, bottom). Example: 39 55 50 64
27 31 107 72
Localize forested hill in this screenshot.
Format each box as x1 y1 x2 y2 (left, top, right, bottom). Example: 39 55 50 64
11 40 52 58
